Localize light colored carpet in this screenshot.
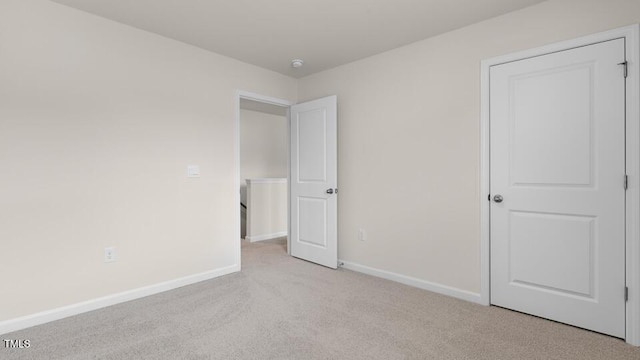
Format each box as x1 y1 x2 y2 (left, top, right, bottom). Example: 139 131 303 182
3 238 640 359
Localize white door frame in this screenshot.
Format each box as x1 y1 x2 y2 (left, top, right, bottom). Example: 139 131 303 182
234 90 293 269
479 24 640 345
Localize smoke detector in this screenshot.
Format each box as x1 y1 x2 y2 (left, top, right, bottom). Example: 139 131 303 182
291 59 304 68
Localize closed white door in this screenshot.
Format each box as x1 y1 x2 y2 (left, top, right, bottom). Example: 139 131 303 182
290 96 337 269
490 39 626 337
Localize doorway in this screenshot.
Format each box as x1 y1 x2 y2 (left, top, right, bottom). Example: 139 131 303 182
480 25 640 345
234 91 339 270
239 99 289 243
235 92 292 265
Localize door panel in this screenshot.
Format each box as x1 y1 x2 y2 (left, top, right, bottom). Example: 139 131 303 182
290 96 337 268
298 197 327 247
509 211 595 298
297 108 327 182
510 64 593 186
490 39 626 337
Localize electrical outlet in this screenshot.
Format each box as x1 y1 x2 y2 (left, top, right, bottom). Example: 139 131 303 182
358 229 366 241
104 247 116 263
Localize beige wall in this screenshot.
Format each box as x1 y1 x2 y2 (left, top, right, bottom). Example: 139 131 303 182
246 179 288 242
239 109 287 237
0 0 296 321
240 109 288 197
297 0 640 294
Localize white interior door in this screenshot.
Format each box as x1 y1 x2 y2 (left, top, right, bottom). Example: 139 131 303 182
290 95 337 269
490 39 626 337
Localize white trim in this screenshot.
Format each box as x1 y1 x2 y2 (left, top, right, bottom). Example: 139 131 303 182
286 105 292 256
479 54 491 307
624 24 640 347
245 178 287 184
339 260 482 304
237 91 294 108
0 264 239 335
246 231 288 243
234 90 293 266
480 24 640 346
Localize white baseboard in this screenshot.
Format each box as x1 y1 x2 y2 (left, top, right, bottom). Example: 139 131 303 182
0 264 240 335
246 231 287 242
339 260 482 304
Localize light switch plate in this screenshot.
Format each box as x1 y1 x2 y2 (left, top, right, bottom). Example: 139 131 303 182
187 165 200 178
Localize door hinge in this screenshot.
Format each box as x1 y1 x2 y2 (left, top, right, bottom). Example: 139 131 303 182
488 194 491 201
625 175 629 190
619 61 628 78
625 287 629 302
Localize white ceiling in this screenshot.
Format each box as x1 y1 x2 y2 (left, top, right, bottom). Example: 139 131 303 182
51 0 545 78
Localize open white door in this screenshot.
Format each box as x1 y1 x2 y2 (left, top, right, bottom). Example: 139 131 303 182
290 96 337 269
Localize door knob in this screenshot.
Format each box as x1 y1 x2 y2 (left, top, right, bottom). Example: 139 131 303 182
326 189 334 194
493 194 504 203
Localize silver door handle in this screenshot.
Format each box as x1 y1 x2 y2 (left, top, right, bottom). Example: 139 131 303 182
326 189 334 194
493 194 503 203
